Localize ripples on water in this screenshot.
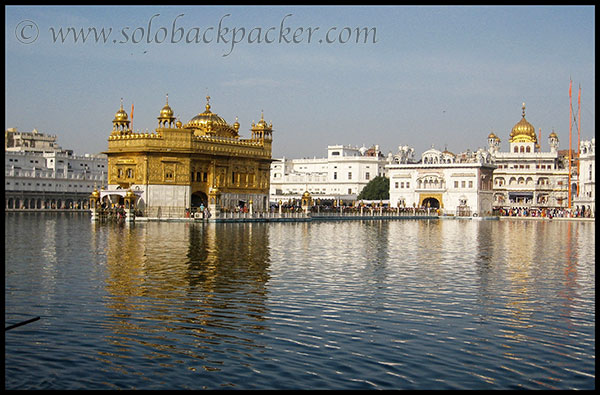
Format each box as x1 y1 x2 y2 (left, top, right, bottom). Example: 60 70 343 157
4 213 595 389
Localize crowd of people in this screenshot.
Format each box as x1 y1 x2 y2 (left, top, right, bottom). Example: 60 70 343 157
496 205 593 218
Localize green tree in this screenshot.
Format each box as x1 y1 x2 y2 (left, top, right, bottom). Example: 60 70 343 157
357 176 389 200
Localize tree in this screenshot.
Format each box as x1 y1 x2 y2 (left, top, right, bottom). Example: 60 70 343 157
357 176 389 200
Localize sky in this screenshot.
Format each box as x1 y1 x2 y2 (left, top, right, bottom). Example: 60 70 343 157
5 5 595 159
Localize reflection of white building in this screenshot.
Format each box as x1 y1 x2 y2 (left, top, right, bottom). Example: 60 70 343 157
270 144 392 202
573 138 595 215
487 104 569 210
387 146 496 216
5 128 107 210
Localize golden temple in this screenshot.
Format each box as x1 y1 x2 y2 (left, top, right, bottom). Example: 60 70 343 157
102 95 273 217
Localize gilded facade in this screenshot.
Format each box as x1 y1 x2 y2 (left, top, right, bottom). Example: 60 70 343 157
102 96 273 217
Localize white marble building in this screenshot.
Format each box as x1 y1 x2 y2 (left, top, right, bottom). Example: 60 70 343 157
487 104 569 210
572 138 595 215
270 144 393 203
5 128 107 210
387 146 496 216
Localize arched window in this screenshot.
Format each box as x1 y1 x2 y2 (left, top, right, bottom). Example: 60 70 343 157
514 146 519 153
520 146 525 153
526 146 531 153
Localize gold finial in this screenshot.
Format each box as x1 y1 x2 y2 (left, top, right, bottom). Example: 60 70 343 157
205 95 211 112
166 93 169 105
120 97 124 110
522 102 526 117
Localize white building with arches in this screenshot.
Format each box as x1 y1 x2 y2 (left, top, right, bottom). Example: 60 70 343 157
387 146 496 216
487 103 569 211
572 138 595 216
5 128 107 211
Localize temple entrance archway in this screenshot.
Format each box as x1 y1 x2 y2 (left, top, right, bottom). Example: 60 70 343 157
191 191 208 208
422 197 440 209
419 193 443 209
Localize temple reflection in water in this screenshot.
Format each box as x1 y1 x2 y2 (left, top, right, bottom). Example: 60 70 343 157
96 221 271 366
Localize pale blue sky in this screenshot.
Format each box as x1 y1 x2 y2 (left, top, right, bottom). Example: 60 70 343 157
5 5 595 158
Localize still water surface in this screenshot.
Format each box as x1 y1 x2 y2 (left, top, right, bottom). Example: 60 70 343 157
5 213 595 389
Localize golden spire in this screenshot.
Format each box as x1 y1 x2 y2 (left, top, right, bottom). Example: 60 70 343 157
205 95 211 112
509 102 536 144
113 97 129 122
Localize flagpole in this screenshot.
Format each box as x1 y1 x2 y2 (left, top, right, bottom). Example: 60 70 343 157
577 85 581 198
131 102 134 132
568 79 572 209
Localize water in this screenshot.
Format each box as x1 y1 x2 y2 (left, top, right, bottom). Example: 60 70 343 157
5 213 595 389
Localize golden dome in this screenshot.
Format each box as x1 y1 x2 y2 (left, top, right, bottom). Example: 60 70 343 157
488 132 499 140
509 103 537 144
185 96 237 138
159 94 174 118
253 111 270 129
549 130 558 139
113 98 129 122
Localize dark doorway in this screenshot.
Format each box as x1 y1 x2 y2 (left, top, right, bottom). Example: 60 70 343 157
191 191 208 208
422 197 440 209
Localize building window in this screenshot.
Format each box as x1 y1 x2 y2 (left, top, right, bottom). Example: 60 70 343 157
454 181 459 188
406 182 410 188
365 172 370 180
348 172 352 180
461 181 466 188
395 182 399 189
400 182 404 188
468 181 473 188
333 172 337 180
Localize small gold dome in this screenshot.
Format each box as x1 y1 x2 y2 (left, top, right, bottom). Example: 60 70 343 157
488 132 499 140
255 111 269 128
509 103 537 144
160 105 173 118
113 99 129 122
159 94 174 118
549 130 558 139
